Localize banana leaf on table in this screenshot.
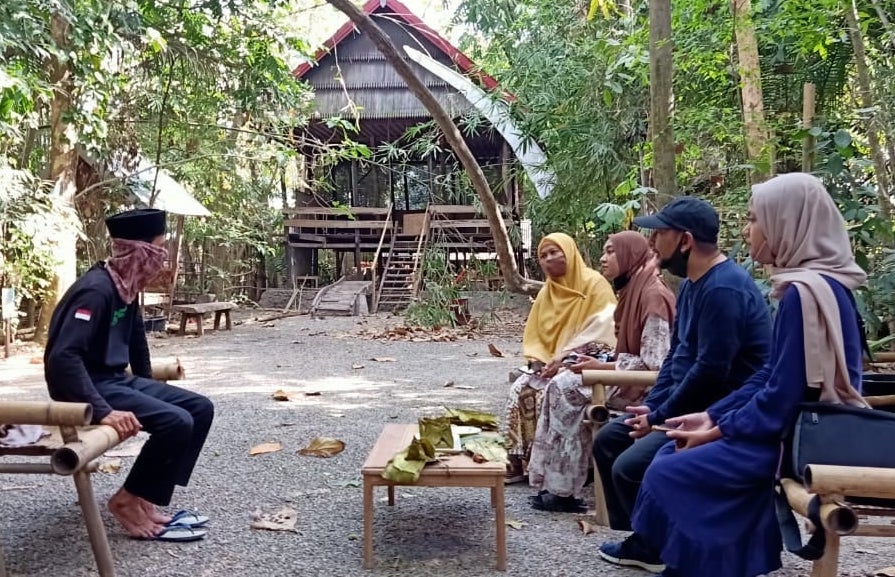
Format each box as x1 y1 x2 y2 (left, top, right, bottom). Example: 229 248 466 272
381 438 436 483
445 407 499 430
418 415 455 448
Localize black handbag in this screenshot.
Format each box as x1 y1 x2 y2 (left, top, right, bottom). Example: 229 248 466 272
785 401 895 481
776 401 895 560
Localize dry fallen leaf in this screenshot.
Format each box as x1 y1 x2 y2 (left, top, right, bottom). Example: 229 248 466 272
505 519 525 530
29 357 43 365
577 518 596 536
876 568 895 577
249 442 283 456
443 380 455 387
304 391 321 396
455 385 476 390
97 459 122 474
272 389 290 401
371 357 397 362
250 506 298 532
352 363 365 370
488 343 504 357
298 437 346 458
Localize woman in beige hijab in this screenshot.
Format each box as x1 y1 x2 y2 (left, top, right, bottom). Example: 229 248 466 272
621 173 867 577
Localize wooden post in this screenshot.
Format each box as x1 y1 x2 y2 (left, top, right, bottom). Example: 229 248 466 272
802 83 817 172
3 319 10 359
167 215 185 314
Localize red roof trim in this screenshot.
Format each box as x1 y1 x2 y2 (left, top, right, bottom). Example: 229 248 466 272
292 0 500 92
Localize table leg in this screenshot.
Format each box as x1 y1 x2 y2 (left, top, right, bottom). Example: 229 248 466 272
225 310 232 330
387 485 395 506
179 314 187 336
214 311 222 330
363 478 374 569
196 315 204 337
494 480 506 571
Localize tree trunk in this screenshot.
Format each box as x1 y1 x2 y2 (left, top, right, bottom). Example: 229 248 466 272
845 0 894 224
323 0 541 296
648 0 676 205
731 0 771 182
35 12 80 343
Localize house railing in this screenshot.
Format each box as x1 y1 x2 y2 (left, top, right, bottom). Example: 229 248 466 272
370 202 393 311
410 204 433 297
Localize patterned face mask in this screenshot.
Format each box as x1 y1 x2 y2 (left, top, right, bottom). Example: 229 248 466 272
105 238 169 304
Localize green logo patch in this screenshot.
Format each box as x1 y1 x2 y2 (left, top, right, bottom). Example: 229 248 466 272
111 307 127 326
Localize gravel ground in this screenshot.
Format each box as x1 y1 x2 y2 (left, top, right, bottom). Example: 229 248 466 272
1 311 893 577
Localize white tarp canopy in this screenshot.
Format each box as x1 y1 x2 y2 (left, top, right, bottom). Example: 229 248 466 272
111 155 211 217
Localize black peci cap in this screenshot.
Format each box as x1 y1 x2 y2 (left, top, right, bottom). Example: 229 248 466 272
105 208 167 241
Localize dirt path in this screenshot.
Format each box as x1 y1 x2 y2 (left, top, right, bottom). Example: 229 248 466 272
0 311 891 576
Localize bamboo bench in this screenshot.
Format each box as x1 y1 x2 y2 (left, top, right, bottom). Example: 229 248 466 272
582 369 659 526
0 402 123 577
781 465 895 577
172 302 237 336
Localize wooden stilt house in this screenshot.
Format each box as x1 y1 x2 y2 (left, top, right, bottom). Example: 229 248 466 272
289 0 525 313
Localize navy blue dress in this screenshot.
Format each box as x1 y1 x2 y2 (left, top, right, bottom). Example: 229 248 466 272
631 277 864 577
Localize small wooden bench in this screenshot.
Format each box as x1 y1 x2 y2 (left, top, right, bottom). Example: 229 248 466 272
172 302 237 336
0 402 123 577
362 424 507 570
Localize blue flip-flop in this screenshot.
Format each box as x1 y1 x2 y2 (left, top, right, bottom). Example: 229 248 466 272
166 510 210 529
135 525 207 542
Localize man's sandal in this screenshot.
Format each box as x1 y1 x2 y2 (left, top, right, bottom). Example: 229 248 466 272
166 510 210 529
135 525 207 542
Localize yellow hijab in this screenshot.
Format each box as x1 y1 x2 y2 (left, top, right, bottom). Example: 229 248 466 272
522 233 617 363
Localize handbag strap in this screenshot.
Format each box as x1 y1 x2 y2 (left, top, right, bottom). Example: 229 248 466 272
774 480 826 561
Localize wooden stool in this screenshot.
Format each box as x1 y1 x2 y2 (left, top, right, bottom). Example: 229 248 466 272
172 302 237 336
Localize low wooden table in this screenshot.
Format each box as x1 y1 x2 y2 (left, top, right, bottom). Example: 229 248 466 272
172 302 237 336
361 424 507 570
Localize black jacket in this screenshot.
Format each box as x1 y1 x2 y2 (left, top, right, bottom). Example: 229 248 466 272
44 263 152 422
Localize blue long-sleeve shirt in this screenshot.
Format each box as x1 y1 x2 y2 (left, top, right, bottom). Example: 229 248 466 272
644 259 772 424
711 277 864 441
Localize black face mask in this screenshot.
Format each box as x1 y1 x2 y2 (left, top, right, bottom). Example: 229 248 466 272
612 274 630 292
660 240 690 278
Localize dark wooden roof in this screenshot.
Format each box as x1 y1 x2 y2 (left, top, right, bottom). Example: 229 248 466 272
293 0 500 123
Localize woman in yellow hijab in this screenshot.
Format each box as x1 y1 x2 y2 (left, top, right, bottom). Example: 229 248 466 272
503 233 616 485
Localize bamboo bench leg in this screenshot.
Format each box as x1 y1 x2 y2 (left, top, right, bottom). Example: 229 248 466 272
589 417 610 526
73 470 115 577
810 530 839 577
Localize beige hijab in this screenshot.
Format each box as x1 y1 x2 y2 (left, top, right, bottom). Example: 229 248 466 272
751 173 868 407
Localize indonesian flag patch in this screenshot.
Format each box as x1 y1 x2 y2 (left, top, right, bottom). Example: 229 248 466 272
74 308 92 322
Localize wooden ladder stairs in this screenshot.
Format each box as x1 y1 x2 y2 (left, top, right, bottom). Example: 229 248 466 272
374 238 422 312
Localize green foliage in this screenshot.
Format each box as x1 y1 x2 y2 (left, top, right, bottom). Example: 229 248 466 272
404 249 464 328
0 163 73 304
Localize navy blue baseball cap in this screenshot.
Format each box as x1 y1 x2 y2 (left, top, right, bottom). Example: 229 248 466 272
631 197 719 244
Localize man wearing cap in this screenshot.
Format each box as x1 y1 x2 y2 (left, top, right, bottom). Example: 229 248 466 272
594 197 771 572
44 209 214 542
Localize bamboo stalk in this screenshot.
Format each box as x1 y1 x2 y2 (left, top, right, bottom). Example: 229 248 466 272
0 402 91 426
853 525 895 537
871 352 895 363
51 426 120 475
582 370 658 388
587 404 611 425
866 394 895 407
780 478 858 535
805 465 895 499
